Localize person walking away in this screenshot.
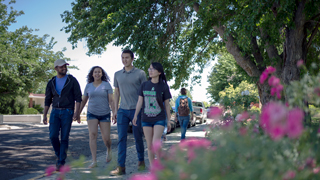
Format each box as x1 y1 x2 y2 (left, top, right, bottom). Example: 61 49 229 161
43 59 82 171
110 50 147 175
133 62 172 166
79 66 115 168
175 88 193 140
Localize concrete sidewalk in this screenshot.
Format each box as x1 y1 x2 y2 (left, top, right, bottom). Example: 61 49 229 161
28 123 207 180
0 121 88 130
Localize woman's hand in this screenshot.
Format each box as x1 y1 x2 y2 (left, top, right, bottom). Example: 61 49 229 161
167 122 171 133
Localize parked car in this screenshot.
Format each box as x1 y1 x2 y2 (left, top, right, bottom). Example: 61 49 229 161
192 101 207 124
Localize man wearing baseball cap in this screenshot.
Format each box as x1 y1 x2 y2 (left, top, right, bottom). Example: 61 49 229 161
43 59 82 171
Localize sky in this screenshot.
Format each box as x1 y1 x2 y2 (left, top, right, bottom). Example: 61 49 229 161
6 0 214 102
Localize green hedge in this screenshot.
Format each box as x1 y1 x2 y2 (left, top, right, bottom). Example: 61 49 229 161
25 108 39 114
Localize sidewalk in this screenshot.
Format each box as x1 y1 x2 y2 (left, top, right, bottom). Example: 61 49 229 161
30 123 207 180
0 121 88 130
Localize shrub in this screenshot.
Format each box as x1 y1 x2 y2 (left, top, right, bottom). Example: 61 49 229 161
33 104 44 113
248 106 261 114
127 64 320 180
25 108 39 114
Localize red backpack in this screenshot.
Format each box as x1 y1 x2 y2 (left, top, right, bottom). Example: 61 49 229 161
178 98 190 116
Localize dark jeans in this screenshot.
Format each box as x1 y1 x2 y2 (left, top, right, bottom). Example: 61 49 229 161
179 115 190 140
117 108 144 167
49 108 74 165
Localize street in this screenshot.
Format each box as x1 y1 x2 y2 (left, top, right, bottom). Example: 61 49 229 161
0 120 212 180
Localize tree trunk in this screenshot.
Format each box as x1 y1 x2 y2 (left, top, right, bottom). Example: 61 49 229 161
281 1 306 85
257 82 272 106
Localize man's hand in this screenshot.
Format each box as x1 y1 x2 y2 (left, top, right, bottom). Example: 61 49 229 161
132 116 138 126
43 116 48 125
112 113 117 124
73 112 81 124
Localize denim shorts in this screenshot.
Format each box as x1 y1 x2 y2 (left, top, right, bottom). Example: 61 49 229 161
142 120 166 127
87 111 111 122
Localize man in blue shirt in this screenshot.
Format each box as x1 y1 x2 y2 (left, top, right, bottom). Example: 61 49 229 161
43 59 82 171
175 88 193 140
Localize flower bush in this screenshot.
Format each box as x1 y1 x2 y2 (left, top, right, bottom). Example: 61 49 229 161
128 64 320 180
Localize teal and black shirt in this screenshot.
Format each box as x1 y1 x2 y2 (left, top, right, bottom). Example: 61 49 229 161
138 80 171 123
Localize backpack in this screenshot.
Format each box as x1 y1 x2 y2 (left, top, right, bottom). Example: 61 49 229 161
178 97 190 116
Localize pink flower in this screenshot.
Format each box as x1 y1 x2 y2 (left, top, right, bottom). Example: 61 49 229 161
221 120 233 130
270 126 286 140
283 170 296 180
187 149 196 163
59 165 71 174
238 111 249 121
208 107 223 119
129 173 157 180
297 59 304 67
260 71 269 84
313 167 320 174
286 108 304 139
239 127 247 136
268 76 280 86
276 84 283 99
211 146 217 151
45 165 56 176
271 87 277 96
260 66 276 84
169 145 177 155
150 159 164 174
318 128 320 134
285 102 289 107
152 140 162 154
179 138 211 149
271 85 283 99
306 157 316 168
260 102 288 140
266 66 276 74
179 172 188 179
260 102 287 130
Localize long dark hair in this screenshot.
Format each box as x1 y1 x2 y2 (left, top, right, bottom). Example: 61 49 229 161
149 62 168 109
87 66 110 83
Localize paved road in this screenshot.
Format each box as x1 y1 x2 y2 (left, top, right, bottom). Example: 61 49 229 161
0 119 213 180
0 123 125 180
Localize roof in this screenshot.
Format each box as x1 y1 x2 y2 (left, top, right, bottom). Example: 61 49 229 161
29 93 45 98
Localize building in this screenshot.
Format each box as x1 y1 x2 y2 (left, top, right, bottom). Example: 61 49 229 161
28 93 88 114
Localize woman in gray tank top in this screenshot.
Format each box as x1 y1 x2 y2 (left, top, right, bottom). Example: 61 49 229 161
79 66 116 168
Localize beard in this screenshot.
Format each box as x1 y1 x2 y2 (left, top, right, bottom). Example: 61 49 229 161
58 70 67 76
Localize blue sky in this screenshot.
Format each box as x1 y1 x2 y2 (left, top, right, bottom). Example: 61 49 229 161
5 0 212 102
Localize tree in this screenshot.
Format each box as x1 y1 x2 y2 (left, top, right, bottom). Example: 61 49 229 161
62 0 320 104
61 0 217 89
0 1 70 114
203 101 211 108
207 50 250 103
219 81 259 110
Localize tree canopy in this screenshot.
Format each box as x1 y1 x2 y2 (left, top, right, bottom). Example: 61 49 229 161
0 1 70 114
62 0 320 104
207 50 250 103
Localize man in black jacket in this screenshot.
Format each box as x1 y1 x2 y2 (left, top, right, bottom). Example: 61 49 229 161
43 59 82 171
